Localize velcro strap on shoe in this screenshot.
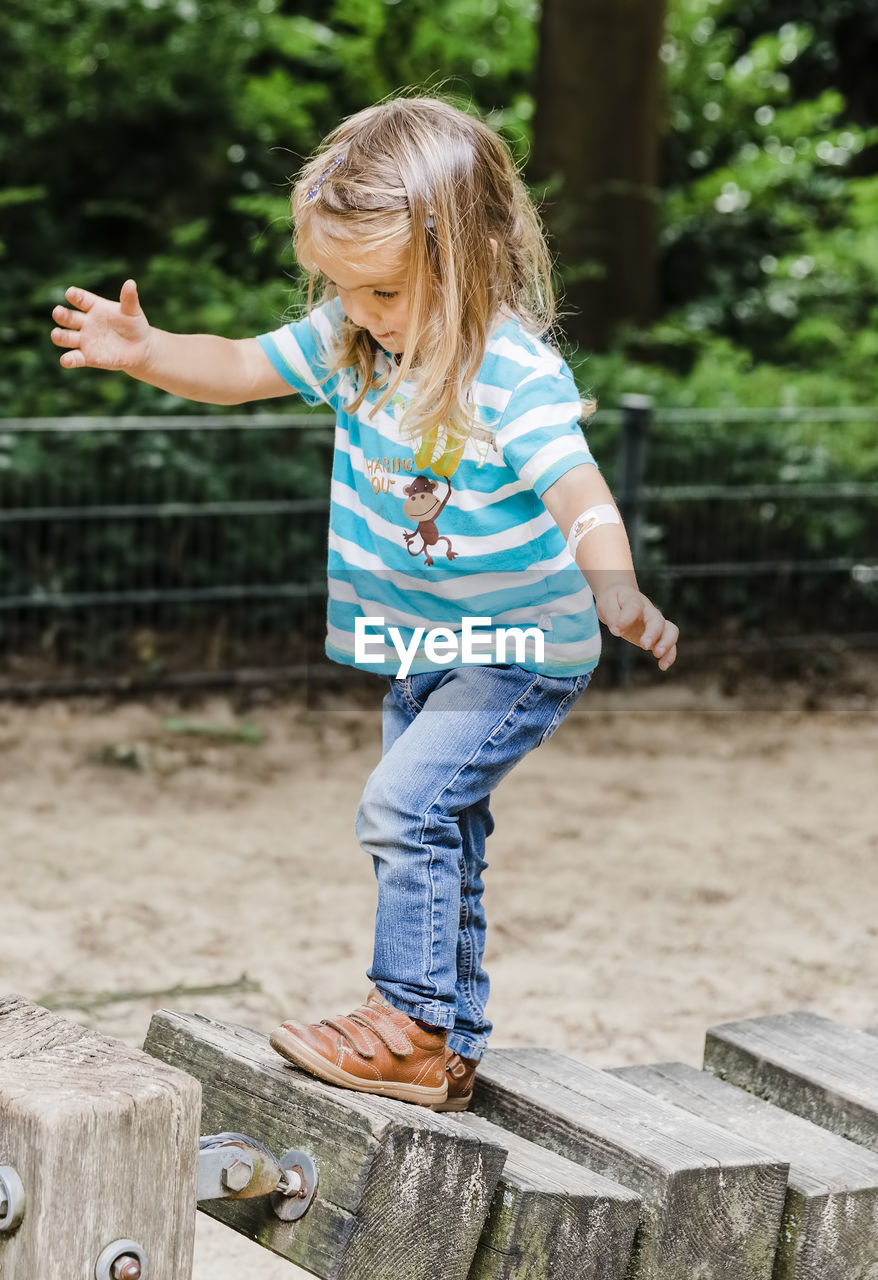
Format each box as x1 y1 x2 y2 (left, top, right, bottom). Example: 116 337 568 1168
349 1006 414 1057
321 1015 378 1059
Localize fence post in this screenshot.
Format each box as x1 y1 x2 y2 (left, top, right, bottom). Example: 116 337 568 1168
613 394 653 688
0 994 200 1279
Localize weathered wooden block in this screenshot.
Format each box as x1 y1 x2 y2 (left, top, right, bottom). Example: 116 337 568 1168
0 994 200 1279
614 1060 878 1280
456 1113 639 1280
145 1009 507 1280
704 1011 878 1153
471 1046 788 1280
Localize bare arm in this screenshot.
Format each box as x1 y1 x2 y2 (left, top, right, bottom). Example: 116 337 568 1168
542 463 679 671
51 279 293 405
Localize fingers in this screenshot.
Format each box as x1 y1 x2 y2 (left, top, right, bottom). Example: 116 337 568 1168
50 324 81 350
58 280 140 316
51 301 86 366
640 611 679 669
51 321 86 368
52 289 87 368
52 304 84 331
59 348 87 369
601 588 679 671
605 592 643 637
638 604 667 653
119 278 140 316
657 642 678 672
64 285 99 313
653 619 680 671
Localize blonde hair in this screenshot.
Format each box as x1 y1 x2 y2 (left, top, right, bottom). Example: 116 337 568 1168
291 96 556 448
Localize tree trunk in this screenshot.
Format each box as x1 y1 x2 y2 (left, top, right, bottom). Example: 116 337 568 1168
532 0 668 351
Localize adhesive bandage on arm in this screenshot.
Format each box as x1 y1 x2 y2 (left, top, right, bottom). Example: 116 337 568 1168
566 504 622 560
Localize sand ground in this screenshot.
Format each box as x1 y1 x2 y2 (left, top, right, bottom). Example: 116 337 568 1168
2 660 877 1277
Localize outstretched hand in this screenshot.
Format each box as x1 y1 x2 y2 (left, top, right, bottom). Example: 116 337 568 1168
595 585 679 671
51 279 152 373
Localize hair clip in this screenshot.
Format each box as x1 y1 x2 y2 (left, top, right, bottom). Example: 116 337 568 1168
306 153 346 203
425 213 435 230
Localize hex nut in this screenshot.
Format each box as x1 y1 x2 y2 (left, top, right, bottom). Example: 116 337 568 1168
94 1238 147 1280
111 1257 142 1280
221 1158 253 1192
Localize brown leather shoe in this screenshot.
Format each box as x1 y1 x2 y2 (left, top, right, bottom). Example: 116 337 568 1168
269 988 448 1106
432 1048 479 1111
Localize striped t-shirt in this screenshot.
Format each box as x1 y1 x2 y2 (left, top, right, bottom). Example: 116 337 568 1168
258 299 601 677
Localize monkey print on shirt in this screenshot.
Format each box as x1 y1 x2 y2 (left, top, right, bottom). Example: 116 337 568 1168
401 475 457 566
364 419 498 568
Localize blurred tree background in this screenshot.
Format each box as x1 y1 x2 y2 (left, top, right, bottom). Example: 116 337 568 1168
3 0 876 415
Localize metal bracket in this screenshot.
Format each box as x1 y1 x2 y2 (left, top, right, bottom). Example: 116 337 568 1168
197 1133 318 1221
0 1166 25 1233
197 1132 284 1201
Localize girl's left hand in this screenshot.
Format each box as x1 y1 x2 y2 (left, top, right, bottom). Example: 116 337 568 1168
595 585 679 671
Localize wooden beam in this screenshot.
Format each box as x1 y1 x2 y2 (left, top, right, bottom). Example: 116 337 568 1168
0 994 200 1278
456 1113 639 1280
614 1060 878 1280
145 1009 508 1280
471 1047 788 1280
704 1012 878 1153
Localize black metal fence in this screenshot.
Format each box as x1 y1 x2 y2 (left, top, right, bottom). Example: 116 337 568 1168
0 404 875 695
610 398 878 683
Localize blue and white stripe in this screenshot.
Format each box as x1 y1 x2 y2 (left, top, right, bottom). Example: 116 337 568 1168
257 300 602 676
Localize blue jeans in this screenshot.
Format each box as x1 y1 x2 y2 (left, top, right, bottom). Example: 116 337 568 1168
355 663 590 1059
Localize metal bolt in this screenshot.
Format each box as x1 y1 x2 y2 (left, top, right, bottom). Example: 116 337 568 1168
270 1150 319 1223
95 1238 147 1280
111 1257 142 1280
278 1166 305 1198
221 1157 253 1193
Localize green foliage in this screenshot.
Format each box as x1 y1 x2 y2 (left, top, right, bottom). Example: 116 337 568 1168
638 0 878 404
11 0 873 415
572 0 878 642
2 0 536 418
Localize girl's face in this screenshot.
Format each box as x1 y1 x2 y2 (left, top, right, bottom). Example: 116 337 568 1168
310 239 411 355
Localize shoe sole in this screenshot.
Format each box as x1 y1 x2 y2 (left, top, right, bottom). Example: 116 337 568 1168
430 1095 472 1112
269 1027 448 1107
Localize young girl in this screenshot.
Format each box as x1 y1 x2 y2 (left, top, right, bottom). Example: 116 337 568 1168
51 96 677 1110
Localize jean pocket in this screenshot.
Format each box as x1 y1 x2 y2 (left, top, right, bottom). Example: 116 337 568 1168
538 672 590 745
391 676 422 715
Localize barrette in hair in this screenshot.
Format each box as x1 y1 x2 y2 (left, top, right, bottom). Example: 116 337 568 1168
306 153 346 202
425 213 436 230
